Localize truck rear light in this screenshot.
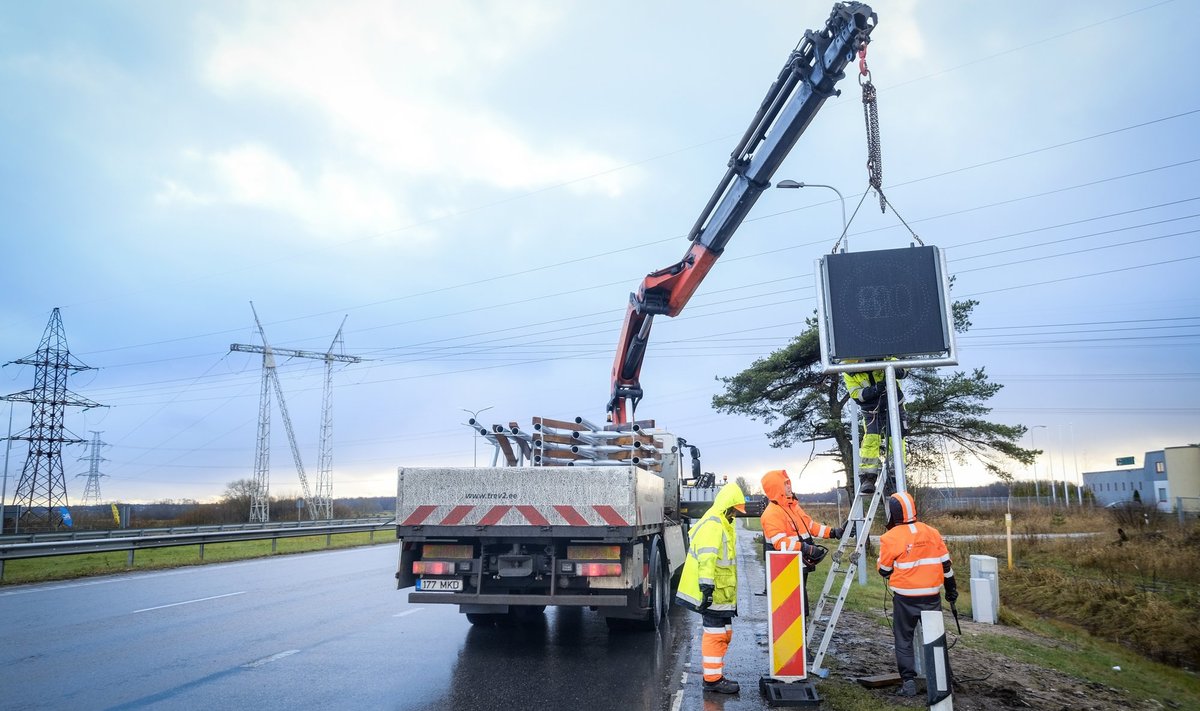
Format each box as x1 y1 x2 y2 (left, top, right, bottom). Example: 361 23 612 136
413 561 455 575
576 562 622 577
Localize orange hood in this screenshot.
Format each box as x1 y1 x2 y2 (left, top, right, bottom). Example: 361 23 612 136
760 469 791 504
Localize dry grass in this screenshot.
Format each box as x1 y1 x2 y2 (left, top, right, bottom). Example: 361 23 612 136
800 502 1200 671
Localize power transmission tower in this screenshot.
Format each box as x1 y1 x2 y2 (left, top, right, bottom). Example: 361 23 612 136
230 305 360 522
3 308 103 530
315 317 350 519
76 431 109 505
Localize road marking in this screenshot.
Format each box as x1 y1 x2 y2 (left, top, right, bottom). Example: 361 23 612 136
670 689 684 711
132 591 245 613
393 608 424 618
242 650 300 668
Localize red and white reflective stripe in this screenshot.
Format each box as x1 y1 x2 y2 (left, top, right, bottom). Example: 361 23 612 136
399 504 631 527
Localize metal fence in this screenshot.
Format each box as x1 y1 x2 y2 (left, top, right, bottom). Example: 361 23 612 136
0 519 395 582
923 496 1082 511
1178 497 1200 525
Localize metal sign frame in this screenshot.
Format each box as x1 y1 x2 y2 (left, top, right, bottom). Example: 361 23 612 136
814 246 959 375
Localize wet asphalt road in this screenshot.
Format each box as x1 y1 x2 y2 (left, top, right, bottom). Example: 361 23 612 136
0 543 753 711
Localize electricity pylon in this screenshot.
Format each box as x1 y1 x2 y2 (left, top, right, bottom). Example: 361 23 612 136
230 305 360 522
76 431 109 505
3 308 103 530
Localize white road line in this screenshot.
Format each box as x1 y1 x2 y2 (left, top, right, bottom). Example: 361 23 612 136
242 650 300 668
670 689 684 711
132 591 245 613
393 608 424 618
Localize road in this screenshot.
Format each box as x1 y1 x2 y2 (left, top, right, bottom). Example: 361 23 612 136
0 544 701 711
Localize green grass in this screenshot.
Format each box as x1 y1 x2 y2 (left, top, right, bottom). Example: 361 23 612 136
964 609 1200 707
2 531 394 585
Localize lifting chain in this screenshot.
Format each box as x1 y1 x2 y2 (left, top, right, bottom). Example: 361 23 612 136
859 47 885 213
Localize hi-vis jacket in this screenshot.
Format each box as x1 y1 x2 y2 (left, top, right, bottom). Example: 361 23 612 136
676 482 746 617
842 366 906 403
877 492 954 597
760 469 834 551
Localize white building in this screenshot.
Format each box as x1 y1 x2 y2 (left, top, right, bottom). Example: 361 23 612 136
1082 445 1200 512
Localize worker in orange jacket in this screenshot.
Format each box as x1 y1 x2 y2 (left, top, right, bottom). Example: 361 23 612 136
876 491 957 697
759 469 843 617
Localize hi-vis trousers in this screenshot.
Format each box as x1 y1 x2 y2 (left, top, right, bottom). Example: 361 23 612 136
701 612 734 682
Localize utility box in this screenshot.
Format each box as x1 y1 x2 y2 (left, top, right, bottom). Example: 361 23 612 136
969 555 999 624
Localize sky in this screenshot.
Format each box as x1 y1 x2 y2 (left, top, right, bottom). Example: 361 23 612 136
1 0 1197 506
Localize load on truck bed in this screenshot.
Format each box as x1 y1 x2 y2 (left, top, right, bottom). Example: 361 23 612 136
395 418 702 630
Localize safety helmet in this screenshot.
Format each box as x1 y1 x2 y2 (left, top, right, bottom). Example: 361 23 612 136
885 491 917 530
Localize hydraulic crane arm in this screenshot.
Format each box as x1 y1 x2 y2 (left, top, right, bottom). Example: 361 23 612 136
608 2 876 425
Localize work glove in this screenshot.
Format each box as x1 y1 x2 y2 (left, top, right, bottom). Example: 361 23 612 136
800 542 827 566
698 584 714 611
858 384 880 402
943 577 959 604
830 527 844 540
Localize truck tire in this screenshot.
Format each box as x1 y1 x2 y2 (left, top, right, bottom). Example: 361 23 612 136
638 540 668 631
465 613 500 626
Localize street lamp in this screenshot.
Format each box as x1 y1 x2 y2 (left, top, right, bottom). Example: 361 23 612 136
1029 425 1046 502
777 180 864 571
461 406 493 467
775 179 848 248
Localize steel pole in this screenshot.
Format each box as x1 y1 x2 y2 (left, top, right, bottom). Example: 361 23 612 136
1029 425 1046 503
461 406 493 467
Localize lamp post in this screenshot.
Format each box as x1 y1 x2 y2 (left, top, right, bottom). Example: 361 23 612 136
775 180 848 247
777 179 865 582
461 406 493 467
1029 425 1046 503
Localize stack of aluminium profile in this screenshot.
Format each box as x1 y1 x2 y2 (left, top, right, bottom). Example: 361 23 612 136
527 416 664 472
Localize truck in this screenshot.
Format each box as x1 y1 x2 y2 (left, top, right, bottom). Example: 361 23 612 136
396 417 696 629
395 2 876 629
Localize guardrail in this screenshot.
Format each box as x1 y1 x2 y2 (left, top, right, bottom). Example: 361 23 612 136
0 516 392 544
0 519 396 582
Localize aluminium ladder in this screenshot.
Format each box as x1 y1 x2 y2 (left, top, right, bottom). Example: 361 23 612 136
806 464 891 676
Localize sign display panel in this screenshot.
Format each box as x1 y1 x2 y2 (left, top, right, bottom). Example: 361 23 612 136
821 246 950 360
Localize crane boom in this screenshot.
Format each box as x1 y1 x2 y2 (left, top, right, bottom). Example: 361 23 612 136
607 2 876 424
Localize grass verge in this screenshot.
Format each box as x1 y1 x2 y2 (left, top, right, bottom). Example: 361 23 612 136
2 531 395 585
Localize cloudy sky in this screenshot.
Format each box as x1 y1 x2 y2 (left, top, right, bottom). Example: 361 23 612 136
2 0 1197 506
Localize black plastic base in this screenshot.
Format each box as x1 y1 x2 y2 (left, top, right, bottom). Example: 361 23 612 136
759 677 821 707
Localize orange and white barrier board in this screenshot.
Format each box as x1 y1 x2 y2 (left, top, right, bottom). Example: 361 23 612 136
766 550 807 680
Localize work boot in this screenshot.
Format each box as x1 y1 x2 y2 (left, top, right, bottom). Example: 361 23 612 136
895 679 918 697
703 677 740 694
859 473 877 495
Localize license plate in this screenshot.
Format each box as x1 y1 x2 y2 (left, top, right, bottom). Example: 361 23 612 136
417 578 463 592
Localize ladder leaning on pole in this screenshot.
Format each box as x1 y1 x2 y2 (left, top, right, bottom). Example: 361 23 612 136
806 465 890 676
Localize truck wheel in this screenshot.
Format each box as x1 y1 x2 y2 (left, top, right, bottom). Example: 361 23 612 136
465 613 498 626
639 544 668 631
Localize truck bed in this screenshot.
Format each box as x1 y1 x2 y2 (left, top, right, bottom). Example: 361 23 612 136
395 465 668 538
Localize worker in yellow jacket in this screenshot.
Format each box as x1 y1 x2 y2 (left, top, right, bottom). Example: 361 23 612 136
877 491 956 697
676 481 746 695
843 363 908 495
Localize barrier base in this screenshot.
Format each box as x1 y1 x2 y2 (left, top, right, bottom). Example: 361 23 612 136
759 677 821 707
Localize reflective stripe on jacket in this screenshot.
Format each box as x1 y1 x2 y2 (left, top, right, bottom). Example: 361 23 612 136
676 482 744 617
760 469 832 551
877 519 952 596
